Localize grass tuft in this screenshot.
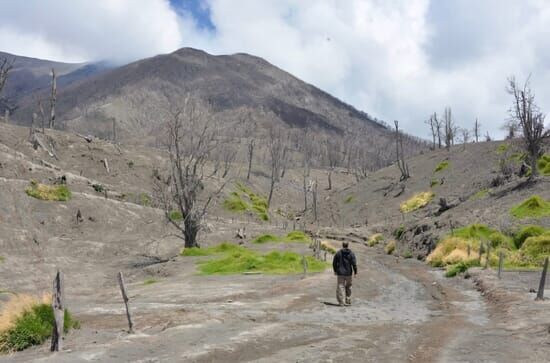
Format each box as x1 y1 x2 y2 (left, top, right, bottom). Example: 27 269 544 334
434 160 450 173
143 278 158 285
510 195 550 219
168 210 183 222
513 225 548 249
25 181 71 201
470 189 490 201
367 233 384 247
252 231 311 244
400 192 434 213
344 195 354 204
0 294 78 353
384 240 396 255
445 260 479 278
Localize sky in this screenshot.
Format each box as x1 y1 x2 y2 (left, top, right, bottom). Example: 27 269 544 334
1 0 550 139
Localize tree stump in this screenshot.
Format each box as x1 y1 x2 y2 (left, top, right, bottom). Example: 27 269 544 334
50 270 64 352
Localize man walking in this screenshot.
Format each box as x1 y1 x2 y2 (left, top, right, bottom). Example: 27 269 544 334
332 241 357 306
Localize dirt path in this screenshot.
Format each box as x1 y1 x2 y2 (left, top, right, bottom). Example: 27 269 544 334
0 241 538 362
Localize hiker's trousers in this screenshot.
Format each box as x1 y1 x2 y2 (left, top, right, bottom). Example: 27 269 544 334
336 275 352 304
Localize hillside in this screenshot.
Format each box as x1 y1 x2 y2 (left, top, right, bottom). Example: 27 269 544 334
0 123 549 361
0 51 110 115
10 48 426 168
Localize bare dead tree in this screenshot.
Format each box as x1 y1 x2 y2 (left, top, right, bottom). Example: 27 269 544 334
473 118 481 142
112 118 117 143
221 143 237 178
501 120 520 139
153 97 225 248
507 76 549 178
394 120 410 181
0 57 14 96
49 68 57 129
267 126 284 208
443 107 455 150
433 112 443 148
246 138 255 180
485 131 492 142
325 136 341 190
280 144 289 179
425 114 437 150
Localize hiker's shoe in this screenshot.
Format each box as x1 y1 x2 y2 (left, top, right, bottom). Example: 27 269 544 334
345 299 351 306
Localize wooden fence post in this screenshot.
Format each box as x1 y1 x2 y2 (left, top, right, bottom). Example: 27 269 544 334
498 251 504 279
535 257 549 301
117 272 134 333
484 244 491 269
50 270 64 352
302 255 308 278
478 243 483 265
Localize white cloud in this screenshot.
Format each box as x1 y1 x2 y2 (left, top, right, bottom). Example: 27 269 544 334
1 0 550 138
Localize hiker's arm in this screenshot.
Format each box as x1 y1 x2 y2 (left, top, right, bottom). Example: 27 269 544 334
352 252 357 275
332 252 338 273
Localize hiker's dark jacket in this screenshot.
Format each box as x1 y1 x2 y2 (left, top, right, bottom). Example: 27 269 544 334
332 248 357 276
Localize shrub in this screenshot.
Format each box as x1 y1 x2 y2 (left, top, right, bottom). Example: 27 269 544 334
25 182 71 201
127 161 134 169
367 233 384 247
198 250 327 275
434 160 450 173
393 225 405 240
223 192 248 212
537 154 550 176
252 231 310 244
139 193 152 207
92 183 105 193
513 225 547 249
453 224 496 241
320 241 337 254
430 179 439 188
495 143 510 154
445 260 479 278
510 196 550 219
488 232 514 249
344 195 354 204
403 250 413 259
285 231 310 242
400 192 435 213
427 236 479 267
0 294 78 353
143 278 157 285
384 240 396 255
518 234 550 265
252 234 280 244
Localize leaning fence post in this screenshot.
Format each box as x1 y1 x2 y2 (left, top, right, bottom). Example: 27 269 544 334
478 243 484 265
50 269 64 352
498 251 504 279
302 255 308 278
535 257 549 301
117 271 134 333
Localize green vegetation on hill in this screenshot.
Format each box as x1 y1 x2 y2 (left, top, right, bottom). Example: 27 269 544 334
25 181 71 201
0 295 78 353
198 250 327 275
400 192 434 213
168 210 183 222
223 183 269 221
384 240 396 255
537 154 550 176
470 189 490 201
510 196 550 219
252 231 311 244
429 223 550 274
434 160 450 173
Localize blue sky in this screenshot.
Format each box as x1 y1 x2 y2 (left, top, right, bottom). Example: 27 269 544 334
1 0 549 139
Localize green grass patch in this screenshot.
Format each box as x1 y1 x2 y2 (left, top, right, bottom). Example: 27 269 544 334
510 195 550 219
168 210 183 222
198 250 327 275
400 192 434 213
252 231 311 244
224 183 269 221
430 179 439 188
434 160 450 173
537 154 550 176
393 225 405 240
143 278 158 285
513 225 548 249
181 242 247 256
25 181 71 201
516 234 550 266
344 195 354 204
0 301 78 353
